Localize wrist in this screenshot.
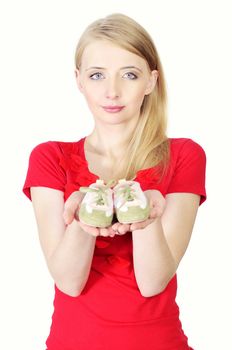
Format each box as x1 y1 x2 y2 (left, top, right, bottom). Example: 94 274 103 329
132 216 162 236
67 220 96 241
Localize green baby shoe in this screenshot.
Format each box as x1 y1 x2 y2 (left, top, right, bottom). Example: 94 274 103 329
78 179 114 228
113 179 150 224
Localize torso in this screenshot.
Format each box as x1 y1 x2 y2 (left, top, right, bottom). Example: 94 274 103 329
24 136 203 348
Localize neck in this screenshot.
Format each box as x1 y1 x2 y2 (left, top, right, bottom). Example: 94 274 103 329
86 119 138 159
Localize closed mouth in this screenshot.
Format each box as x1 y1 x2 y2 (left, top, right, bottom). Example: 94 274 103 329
102 106 125 112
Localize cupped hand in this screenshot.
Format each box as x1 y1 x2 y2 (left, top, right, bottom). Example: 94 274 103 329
63 189 165 238
63 191 117 238
112 189 166 233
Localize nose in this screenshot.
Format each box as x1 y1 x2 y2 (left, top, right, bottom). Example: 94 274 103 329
105 77 120 99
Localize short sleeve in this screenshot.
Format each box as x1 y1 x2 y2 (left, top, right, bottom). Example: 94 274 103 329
22 142 66 200
166 139 207 205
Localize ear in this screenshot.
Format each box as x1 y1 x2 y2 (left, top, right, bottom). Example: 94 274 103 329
145 70 159 95
74 68 84 93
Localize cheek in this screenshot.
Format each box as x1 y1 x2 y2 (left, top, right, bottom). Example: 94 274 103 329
83 86 101 104
130 87 147 105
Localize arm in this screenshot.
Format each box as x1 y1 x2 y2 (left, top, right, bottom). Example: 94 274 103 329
31 187 96 297
132 192 200 297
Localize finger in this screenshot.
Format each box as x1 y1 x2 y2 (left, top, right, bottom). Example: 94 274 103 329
63 207 75 225
130 219 153 231
63 195 78 224
107 226 116 237
150 205 164 218
149 193 165 207
64 191 84 211
64 192 79 209
117 224 130 235
63 192 84 225
149 208 159 218
99 228 109 237
112 222 121 232
130 223 145 231
64 203 81 225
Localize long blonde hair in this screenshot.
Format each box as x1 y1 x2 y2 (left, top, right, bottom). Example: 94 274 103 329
74 13 170 183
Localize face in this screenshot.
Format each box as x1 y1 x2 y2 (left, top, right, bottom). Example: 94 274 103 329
75 40 158 125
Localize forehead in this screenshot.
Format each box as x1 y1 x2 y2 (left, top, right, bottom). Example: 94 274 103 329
80 40 148 69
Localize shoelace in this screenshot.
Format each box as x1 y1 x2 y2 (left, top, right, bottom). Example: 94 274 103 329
117 184 137 209
80 179 116 206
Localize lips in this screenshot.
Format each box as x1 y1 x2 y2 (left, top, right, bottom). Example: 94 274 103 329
102 106 125 113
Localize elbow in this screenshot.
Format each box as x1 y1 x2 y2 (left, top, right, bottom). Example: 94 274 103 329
139 283 167 298
50 270 89 298
55 281 84 297
138 274 176 298
138 267 177 298
65 289 82 297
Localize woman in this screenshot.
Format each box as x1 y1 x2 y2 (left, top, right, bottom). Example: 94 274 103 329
23 13 206 350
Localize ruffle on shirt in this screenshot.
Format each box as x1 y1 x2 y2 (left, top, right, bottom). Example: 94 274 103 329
58 145 99 198
58 142 162 201
58 140 161 188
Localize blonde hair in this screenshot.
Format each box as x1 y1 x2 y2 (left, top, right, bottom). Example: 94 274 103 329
74 13 170 183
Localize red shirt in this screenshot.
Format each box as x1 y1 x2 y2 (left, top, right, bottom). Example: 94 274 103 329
23 137 206 350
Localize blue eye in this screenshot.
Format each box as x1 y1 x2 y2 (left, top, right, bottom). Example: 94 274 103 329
124 72 138 80
89 72 104 80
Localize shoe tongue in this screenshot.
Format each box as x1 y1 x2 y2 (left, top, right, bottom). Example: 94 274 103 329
120 182 134 189
106 179 117 188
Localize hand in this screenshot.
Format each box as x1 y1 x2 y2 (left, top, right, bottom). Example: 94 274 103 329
63 191 116 237
112 189 166 232
63 189 165 237
63 191 84 225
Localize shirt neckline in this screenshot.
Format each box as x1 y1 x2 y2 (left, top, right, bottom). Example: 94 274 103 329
78 135 170 182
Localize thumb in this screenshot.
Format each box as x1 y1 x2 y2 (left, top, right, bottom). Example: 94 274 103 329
63 207 75 225
63 191 83 225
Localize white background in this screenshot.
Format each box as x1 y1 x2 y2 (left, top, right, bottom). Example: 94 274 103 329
0 0 231 349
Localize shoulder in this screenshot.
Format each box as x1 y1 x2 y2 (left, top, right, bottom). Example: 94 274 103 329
169 137 205 151
31 140 60 156
166 137 207 205
29 139 82 160
169 137 206 160
23 140 84 200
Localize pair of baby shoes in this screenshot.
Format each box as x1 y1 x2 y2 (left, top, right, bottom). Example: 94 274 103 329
78 179 150 228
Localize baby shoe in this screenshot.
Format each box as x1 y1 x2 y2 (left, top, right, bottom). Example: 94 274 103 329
113 179 150 224
79 179 114 228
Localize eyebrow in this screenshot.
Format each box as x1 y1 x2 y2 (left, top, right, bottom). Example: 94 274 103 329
85 66 143 72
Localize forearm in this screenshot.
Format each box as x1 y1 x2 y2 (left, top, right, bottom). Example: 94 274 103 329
48 220 96 296
132 217 176 297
